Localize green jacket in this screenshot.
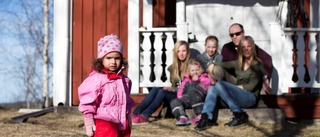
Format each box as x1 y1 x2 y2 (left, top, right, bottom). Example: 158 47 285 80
167 65 181 91
216 60 264 97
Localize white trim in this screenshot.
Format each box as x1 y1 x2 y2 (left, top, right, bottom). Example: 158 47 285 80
310 0 319 28
176 0 188 41
128 0 140 94
143 0 153 28
278 0 288 28
53 0 71 106
176 1 186 23
176 22 189 41
68 0 73 106
270 22 282 94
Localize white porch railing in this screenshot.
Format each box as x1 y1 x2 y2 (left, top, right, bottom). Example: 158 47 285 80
139 27 177 93
271 22 320 94
139 24 320 95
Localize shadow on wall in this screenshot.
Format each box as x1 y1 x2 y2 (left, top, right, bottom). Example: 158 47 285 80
271 67 279 94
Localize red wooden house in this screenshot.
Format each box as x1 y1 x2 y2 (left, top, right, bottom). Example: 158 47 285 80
53 0 320 118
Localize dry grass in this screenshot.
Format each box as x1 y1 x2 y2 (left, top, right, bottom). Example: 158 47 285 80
0 108 320 137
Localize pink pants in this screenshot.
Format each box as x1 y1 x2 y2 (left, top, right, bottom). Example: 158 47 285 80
94 119 131 137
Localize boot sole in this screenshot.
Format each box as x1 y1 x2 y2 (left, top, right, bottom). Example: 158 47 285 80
194 123 218 131
224 121 248 127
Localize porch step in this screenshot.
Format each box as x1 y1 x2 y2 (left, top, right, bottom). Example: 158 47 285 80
131 94 285 123
186 108 284 124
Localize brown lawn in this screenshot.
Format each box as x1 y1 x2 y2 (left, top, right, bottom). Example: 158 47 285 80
0 108 320 137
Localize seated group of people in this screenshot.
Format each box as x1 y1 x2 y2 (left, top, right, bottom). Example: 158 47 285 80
131 23 273 131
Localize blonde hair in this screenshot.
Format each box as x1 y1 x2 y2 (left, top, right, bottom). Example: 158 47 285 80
187 59 204 75
171 40 190 82
237 36 262 68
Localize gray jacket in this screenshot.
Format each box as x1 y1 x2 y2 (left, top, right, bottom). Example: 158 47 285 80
196 52 223 71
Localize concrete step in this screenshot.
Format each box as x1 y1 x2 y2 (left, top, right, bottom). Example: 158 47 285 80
55 106 284 124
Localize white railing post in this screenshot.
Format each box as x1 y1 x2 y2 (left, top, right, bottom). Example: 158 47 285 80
295 32 306 85
143 0 153 28
317 32 320 83
282 28 320 92
128 0 140 94
176 0 188 41
139 28 176 93
164 32 175 85
53 0 70 106
140 32 152 87
153 32 163 84
176 23 189 41
308 32 318 83
176 1 185 23
282 31 294 93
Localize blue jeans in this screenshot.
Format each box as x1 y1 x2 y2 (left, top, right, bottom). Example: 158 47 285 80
133 87 177 118
202 81 256 119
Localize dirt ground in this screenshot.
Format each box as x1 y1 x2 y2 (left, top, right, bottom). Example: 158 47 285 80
1 108 320 137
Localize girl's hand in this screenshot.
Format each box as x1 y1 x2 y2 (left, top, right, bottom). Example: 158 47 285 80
84 117 96 137
207 64 215 75
192 74 199 81
210 78 216 85
163 87 175 92
207 64 217 85
262 79 272 94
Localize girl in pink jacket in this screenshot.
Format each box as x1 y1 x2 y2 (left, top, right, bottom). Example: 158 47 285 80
78 34 134 137
170 59 211 126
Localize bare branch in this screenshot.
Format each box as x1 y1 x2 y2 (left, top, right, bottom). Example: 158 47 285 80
0 0 53 106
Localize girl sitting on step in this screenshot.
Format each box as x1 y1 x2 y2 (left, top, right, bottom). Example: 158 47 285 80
170 59 211 126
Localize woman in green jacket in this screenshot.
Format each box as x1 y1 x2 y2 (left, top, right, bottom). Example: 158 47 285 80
195 36 264 130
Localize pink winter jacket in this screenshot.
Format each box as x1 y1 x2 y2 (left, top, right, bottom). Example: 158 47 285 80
78 71 134 130
177 73 211 98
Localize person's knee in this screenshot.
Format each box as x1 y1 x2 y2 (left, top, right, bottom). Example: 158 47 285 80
192 103 203 114
214 81 224 89
155 89 165 98
212 66 225 81
158 88 164 93
170 98 182 108
150 87 162 94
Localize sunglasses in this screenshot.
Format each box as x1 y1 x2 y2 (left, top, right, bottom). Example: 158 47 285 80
229 31 242 37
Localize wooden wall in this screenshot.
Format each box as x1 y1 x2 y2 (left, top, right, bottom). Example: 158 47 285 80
72 0 128 105
71 0 176 105
153 0 176 27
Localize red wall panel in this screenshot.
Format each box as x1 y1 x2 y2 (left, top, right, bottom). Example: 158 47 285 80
72 0 128 105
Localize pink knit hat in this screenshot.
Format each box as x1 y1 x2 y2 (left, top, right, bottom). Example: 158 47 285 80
97 34 123 58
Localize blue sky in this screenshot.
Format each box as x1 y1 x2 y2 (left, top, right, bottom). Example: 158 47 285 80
0 0 53 104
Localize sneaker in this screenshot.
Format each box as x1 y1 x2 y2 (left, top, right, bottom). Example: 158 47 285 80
132 114 149 125
190 114 201 124
131 114 140 123
175 116 191 126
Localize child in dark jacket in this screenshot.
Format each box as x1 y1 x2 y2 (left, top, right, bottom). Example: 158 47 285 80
170 59 211 126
